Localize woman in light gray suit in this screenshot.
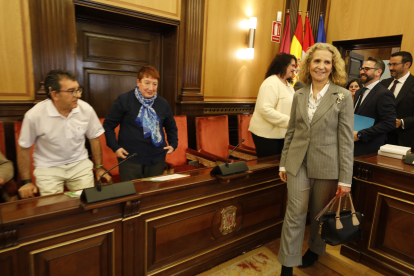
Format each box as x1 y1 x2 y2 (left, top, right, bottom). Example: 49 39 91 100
278 43 354 276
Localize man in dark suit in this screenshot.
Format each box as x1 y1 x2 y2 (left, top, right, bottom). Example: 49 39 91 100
381 51 414 148
354 57 396 157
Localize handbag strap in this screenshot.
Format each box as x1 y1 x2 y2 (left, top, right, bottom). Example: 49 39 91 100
315 195 338 221
335 196 344 229
348 193 361 226
329 196 339 212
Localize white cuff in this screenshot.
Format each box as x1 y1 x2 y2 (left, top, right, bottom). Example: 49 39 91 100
401 119 405 129
279 167 286 172
338 182 351 187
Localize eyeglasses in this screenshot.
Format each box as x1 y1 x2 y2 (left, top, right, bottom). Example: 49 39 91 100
359 67 379 72
387 62 403 67
58 88 83 96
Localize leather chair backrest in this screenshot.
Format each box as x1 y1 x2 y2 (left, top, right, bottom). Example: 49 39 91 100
14 122 36 185
237 114 255 149
165 115 188 167
99 118 120 183
196 115 229 159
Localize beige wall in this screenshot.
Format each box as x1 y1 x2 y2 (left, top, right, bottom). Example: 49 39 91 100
327 0 414 74
0 0 34 101
89 0 181 20
202 0 287 101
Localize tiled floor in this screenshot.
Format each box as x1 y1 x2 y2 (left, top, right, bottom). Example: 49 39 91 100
264 226 342 276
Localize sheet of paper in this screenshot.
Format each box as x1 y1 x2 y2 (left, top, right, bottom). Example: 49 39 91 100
65 190 83 198
143 174 190 182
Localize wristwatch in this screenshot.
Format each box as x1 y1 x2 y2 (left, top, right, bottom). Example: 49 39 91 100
20 179 32 186
357 132 362 139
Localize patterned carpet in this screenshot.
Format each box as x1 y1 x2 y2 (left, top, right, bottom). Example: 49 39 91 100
198 247 309 276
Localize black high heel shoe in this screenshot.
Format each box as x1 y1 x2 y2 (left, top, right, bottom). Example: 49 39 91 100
281 265 293 276
298 249 318 268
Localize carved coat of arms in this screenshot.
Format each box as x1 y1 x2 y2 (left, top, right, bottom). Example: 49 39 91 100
219 205 237 235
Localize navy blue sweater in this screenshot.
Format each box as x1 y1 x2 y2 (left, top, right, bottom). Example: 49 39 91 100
103 90 178 165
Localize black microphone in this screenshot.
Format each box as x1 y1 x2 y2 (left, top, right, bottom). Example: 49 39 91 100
81 153 138 204
210 139 249 176
226 139 245 167
97 153 137 191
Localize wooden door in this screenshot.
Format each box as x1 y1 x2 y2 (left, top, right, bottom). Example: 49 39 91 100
76 19 161 118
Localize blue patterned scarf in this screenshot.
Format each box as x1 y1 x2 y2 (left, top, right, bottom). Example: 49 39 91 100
134 86 163 147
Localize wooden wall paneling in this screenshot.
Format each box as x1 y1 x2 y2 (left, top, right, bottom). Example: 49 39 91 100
0 0 34 102
138 172 285 276
201 0 285 101
76 19 161 117
84 0 181 20
178 0 205 102
326 0 414 75
342 155 414 276
0 251 18 276
160 27 179 114
28 0 77 102
18 221 122 276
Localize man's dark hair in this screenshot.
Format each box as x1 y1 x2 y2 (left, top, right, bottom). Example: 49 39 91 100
265 53 297 84
391 51 413 68
44 69 77 99
367 57 385 77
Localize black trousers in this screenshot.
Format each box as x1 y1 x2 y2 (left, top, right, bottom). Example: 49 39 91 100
252 133 285 158
118 157 166 182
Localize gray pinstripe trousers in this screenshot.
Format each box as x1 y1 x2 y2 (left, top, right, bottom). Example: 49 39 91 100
277 162 338 267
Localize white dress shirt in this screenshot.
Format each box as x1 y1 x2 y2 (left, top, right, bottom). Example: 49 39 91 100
388 71 410 98
307 82 330 124
353 80 379 112
19 99 104 168
279 82 350 187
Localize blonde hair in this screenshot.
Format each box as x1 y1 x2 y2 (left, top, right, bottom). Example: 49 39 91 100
299 43 347 86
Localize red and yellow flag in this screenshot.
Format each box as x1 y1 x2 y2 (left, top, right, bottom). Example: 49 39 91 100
290 12 303 83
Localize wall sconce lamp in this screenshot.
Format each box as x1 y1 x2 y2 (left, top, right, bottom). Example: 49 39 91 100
246 17 257 59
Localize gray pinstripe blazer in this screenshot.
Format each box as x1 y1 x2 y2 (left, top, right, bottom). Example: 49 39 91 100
280 83 354 184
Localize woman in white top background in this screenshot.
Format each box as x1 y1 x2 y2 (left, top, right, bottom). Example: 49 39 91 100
249 53 297 158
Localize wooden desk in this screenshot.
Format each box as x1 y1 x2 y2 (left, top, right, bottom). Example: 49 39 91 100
0 157 285 276
342 154 414 276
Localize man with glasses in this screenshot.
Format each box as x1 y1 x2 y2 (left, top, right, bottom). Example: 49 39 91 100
353 57 396 157
17 70 111 198
381 51 414 148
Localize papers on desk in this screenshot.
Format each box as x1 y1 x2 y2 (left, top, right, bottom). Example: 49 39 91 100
65 190 83 198
143 174 190 182
354 114 375 131
378 144 411 159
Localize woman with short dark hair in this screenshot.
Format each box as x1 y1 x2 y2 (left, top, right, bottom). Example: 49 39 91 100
248 53 297 157
346 78 362 100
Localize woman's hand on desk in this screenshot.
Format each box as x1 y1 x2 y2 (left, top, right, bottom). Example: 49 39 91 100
337 185 351 197
116 148 129 159
279 171 287 182
164 146 174 154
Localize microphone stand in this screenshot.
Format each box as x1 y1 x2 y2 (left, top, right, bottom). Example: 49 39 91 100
81 153 138 204
210 139 249 176
225 139 245 167
97 153 137 191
